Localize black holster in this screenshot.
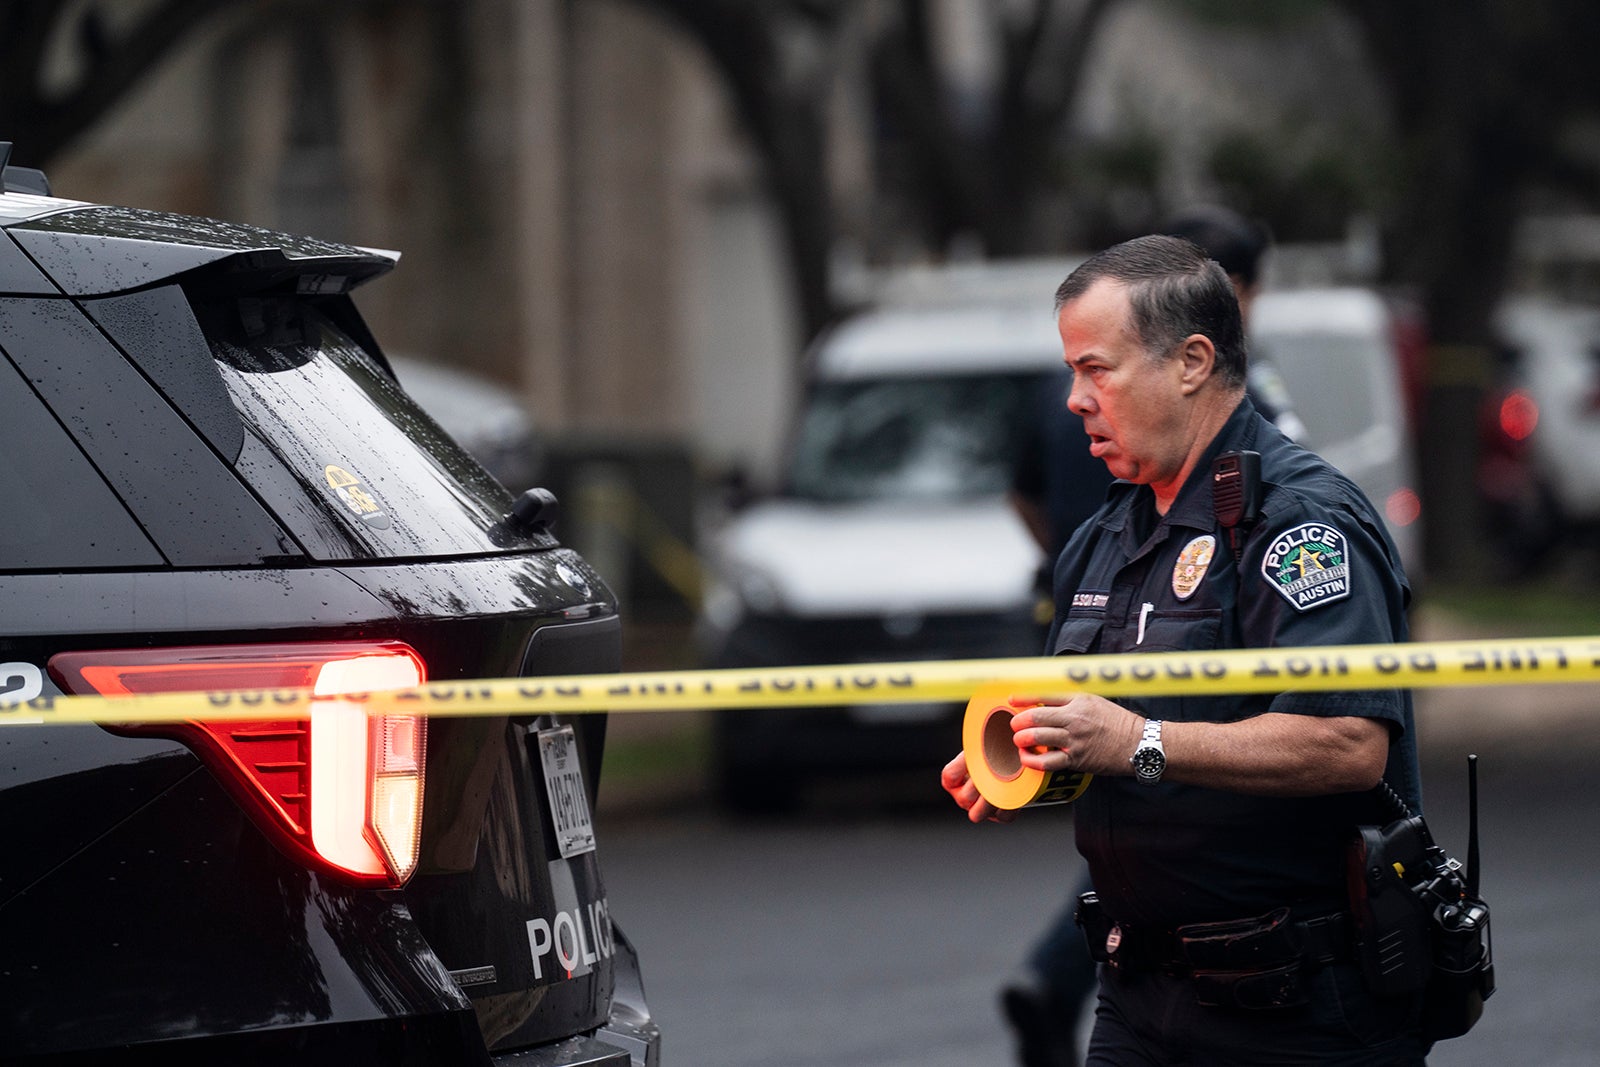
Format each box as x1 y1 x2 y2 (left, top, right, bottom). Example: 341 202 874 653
1073 891 1116 965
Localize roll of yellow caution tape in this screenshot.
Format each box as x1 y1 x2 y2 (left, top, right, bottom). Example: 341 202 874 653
961 686 1092 811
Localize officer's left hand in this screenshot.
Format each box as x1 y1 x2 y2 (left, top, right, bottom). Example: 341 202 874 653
1009 694 1144 777
940 752 1018 824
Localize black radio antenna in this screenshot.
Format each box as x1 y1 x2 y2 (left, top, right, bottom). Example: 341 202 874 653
1466 754 1481 899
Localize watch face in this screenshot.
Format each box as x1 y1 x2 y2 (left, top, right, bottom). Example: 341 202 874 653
1131 745 1165 782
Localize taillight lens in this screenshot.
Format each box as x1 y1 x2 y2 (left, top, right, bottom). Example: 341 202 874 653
49 642 427 886
1385 487 1423 528
1499 390 1539 442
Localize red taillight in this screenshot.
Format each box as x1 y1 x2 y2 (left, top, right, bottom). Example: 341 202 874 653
1385 488 1423 528
1499 390 1539 442
49 642 427 886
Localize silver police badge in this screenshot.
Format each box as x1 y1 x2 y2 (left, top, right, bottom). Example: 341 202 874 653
1172 535 1215 600
1262 522 1351 611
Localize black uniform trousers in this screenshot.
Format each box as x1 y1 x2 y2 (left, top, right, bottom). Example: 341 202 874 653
1088 962 1427 1066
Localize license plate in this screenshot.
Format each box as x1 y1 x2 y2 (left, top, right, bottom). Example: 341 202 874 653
537 725 596 858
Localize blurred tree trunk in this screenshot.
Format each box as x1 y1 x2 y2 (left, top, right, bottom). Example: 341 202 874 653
874 0 1118 256
1339 0 1600 580
988 0 1117 254
0 0 246 168
624 0 837 342
629 0 1121 340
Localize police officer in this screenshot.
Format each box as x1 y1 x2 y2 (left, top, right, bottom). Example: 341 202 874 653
944 235 1425 1065
1001 212 1314 1067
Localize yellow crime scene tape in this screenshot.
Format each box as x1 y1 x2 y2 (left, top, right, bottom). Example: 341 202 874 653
6 635 1597 811
3 635 1598 726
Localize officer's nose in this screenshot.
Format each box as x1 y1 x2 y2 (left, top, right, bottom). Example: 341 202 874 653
1067 377 1094 417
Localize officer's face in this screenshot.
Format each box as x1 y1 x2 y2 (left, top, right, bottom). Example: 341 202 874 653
1059 279 1195 497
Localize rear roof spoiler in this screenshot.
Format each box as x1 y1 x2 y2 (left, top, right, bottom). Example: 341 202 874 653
8 205 398 297
0 142 52 196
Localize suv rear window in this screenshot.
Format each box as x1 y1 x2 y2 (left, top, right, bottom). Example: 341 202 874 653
193 293 528 561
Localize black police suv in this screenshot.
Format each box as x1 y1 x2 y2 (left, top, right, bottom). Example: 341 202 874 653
0 145 659 1066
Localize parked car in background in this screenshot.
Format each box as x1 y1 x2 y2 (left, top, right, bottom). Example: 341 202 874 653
1479 297 1600 571
0 147 658 1066
1250 286 1425 579
697 300 1057 811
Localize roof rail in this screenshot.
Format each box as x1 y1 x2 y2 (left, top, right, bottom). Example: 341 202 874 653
0 142 53 196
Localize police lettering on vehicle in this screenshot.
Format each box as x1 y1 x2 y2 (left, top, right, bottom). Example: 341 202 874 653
0 663 43 706
1262 522 1351 612
525 897 614 981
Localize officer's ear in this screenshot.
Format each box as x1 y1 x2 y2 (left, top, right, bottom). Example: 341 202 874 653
1177 334 1216 395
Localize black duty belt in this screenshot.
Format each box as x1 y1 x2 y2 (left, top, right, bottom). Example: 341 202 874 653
1077 895 1353 976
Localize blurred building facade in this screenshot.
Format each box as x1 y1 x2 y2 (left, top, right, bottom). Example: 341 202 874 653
50 0 1398 497
52 0 799 491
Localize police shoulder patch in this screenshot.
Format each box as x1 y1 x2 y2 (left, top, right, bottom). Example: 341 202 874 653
1260 522 1351 612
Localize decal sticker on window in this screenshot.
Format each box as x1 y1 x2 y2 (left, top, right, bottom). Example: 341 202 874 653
324 464 391 528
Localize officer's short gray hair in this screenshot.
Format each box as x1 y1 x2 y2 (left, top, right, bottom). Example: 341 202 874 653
1054 235 1248 388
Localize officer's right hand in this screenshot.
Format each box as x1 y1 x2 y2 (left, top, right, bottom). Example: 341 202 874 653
1010 692 1143 777
941 752 1017 824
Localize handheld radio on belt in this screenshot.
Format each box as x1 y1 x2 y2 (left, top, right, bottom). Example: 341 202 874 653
1346 756 1495 1041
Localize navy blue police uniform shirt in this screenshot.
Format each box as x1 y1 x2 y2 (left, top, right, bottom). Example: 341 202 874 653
1045 396 1421 930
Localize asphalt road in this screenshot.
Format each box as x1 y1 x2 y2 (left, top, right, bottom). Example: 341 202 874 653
596 711 1600 1067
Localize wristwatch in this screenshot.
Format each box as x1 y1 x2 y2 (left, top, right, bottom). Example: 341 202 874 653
1129 718 1166 784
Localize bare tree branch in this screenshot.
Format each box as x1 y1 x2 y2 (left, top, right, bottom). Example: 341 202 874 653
628 0 842 339
989 0 1116 251
1 0 249 167
624 0 1125 329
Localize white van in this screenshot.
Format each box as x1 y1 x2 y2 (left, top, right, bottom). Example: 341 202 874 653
698 301 1060 809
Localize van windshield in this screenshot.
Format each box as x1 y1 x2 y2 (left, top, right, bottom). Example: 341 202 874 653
785 374 1038 502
